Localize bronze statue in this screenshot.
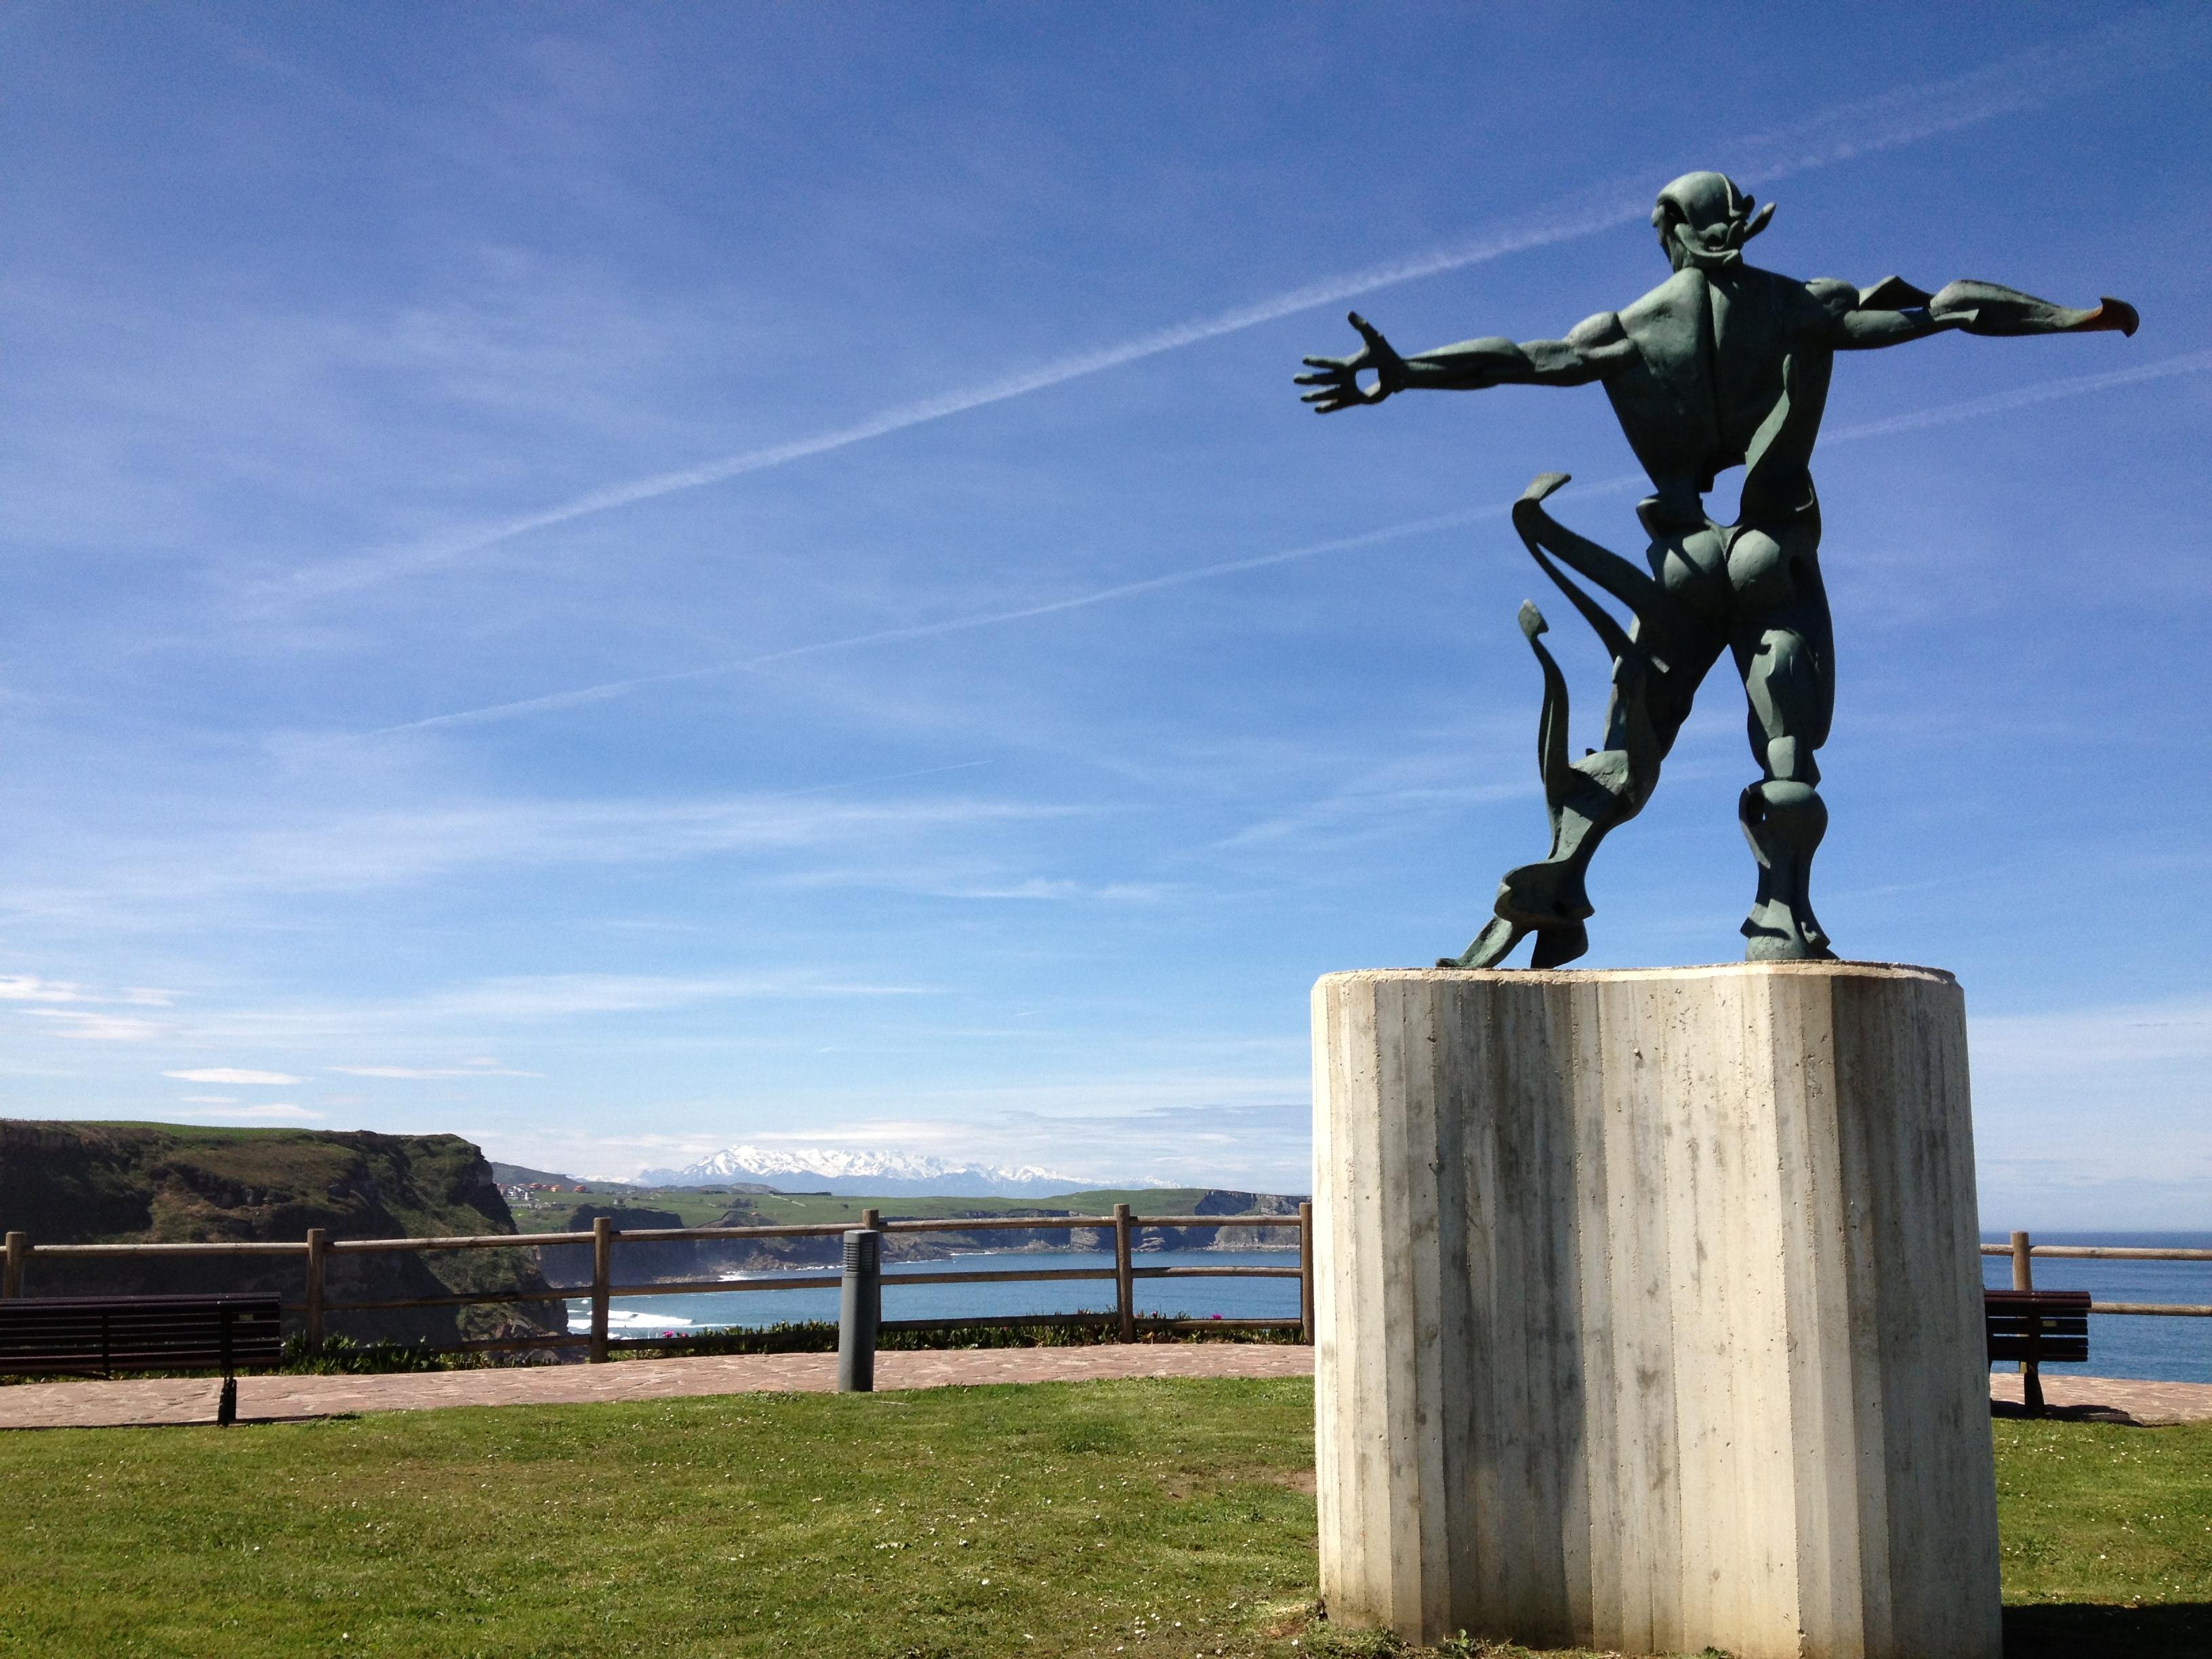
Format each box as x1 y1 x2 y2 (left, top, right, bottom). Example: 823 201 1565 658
1298 171 2137 968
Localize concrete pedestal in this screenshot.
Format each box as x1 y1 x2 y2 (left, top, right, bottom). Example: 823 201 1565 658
1312 963 1999 1659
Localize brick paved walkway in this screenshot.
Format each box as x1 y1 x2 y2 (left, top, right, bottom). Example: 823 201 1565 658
5 1351 2207 1431
0 1344 1318 1430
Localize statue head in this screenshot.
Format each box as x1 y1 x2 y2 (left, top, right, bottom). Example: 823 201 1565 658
1652 172 1775 274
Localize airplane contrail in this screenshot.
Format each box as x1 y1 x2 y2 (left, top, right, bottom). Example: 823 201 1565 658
368 346 2212 737
370 506 1520 734
1822 348 2212 443
276 6 2197 608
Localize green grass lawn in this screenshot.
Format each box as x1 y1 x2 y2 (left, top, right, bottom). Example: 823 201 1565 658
1995 1416 2212 1658
0 1380 2205 1658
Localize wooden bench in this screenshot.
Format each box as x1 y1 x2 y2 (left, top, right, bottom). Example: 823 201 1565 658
1985 1288 2089 1416
0 1293 285 1425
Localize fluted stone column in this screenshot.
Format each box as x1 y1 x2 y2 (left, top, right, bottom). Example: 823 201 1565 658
1311 962 1999 1659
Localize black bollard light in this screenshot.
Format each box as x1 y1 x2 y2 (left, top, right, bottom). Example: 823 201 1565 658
837 1227 881 1392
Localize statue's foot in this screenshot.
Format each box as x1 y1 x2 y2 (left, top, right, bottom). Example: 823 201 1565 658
1439 916 1589 970
1441 916 1527 970
1740 901 1835 962
1496 857 1594 930
1530 921 1590 968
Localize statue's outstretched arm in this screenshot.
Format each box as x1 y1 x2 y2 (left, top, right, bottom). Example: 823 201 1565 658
1830 275 2138 351
1297 310 1627 412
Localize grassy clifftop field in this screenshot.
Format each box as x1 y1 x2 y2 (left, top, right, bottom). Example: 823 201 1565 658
1 1383 2203 1657
0 1120 560 1345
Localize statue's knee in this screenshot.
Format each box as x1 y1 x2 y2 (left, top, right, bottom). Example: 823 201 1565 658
1739 778 1827 853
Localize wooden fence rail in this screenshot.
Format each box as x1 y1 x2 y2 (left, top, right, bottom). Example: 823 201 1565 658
1978 1232 2212 1317
5 1216 2200 1372
0 1204 1316 1361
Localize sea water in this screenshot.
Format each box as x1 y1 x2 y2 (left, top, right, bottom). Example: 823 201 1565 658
569 1248 1297 1338
568 1236 2212 1385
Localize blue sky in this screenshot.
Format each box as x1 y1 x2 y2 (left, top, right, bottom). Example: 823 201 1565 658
2 3 2207 1223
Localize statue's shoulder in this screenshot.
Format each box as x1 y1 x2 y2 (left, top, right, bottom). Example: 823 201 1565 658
1565 308 1627 350
1618 267 1706 332
1803 276 1860 317
1743 265 1854 340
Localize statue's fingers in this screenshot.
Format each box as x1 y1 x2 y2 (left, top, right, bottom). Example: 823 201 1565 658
1300 388 1337 405
1293 371 1343 386
1349 310 1384 342
1301 354 1349 369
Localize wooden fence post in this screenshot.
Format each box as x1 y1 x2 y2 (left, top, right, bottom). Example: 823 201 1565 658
860 1208 880 1229
590 1216 613 1364
2011 1229 2043 1415
1112 1203 1136 1342
1298 1202 1315 1345
3 1231 25 1299
304 1227 328 1345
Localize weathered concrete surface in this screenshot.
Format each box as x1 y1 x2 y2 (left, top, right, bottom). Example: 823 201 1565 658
1312 962 1999 1659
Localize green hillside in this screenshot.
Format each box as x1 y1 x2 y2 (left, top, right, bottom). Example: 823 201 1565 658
506 1185 1288 1230
687 1187 1292 1227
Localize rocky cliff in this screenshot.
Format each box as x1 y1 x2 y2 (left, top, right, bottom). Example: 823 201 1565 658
0 1121 563 1345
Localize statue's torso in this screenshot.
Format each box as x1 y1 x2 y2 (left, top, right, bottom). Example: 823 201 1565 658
1601 264 1837 525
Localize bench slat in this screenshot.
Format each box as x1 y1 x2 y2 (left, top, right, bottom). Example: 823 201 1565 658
0 1294 285 1378
1984 1288 2091 1365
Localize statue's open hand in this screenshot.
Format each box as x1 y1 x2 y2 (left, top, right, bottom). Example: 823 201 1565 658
1296 312 1406 412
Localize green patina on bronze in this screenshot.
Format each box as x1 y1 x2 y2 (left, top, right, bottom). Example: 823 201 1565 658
1297 171 2137 968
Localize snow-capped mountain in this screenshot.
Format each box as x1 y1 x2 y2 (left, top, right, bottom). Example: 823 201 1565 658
631 1144 1129 1198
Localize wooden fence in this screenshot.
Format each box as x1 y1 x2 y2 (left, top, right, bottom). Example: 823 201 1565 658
6 1215 2197 1368
1980 1231 2212 1317
0 1201 1316 1363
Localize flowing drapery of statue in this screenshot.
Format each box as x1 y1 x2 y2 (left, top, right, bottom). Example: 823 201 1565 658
1298 171 2136 968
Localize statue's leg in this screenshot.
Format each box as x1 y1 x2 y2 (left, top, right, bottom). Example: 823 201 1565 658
1445 607 1722 970
1732 567 1838 961
1446 483 1729 970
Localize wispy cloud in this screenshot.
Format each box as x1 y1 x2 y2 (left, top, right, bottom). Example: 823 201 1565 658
0 975 91 1004
2 790 1074 918
163 1067 304 1084
261 9 2191 607
331 1063 541 1079
407 972 931 1023
913 878 1173 903
24 1009 167 1042
166 972 939 1048
0 975 176 1008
